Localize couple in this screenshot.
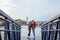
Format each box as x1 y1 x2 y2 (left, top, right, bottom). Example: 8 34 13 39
27 20 36 38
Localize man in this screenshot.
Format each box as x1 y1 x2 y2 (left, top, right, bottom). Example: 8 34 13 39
28 21 32 36
27 20 36 37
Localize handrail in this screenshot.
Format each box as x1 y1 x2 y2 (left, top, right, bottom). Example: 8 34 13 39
0 9 20 26
42 14 60 26
0 9 21 40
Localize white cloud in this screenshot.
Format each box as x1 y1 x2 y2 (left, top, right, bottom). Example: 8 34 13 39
0 0 60 21
0 0 16 15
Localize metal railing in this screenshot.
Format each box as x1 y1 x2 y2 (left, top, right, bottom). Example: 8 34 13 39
41 14 60 40
0 10 21 40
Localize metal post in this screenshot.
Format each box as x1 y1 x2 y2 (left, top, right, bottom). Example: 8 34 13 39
18 26 21 40
48 24 51 40
4 20 7 40
15 25 17 40
44 26 46 40
16 26 18 40
0 31 2 40
17 27 19 40
41 27 43 40
43 27 45 40
4 18 10 40
11 23 15 40
7 22 11 40
54 22 58 40
45 26 48 40
49 24 54 40
57 21 60 40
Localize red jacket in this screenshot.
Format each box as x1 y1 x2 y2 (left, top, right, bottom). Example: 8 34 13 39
31 21 36 29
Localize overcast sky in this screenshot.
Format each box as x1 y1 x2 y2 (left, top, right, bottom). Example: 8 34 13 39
0 0 60 21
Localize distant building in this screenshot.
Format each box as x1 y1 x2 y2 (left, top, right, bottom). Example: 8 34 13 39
35 21 46 26
15 19 46 26
15 19 27 25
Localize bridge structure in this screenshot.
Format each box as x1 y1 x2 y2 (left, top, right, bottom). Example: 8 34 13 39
41 14 60 40
0 9 60 40
0 10 21 40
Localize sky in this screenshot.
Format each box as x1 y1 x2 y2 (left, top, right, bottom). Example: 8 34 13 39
0 0 60 21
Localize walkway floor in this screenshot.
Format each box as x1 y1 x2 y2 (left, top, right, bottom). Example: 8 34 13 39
21 25 41 40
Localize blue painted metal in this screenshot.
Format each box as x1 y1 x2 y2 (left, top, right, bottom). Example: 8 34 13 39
4 19 9 40
49 24 54 40
18 27 20 40
0 10 21 40
41 27 43 40
0 31 2 40
0 10 14 22
42 27 45 40
45 26 48 40
57 21 60 40
43 27 46 40
11 23 15 40
41 14 60 40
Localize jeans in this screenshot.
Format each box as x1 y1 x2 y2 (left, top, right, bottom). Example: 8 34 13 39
32 28 35 36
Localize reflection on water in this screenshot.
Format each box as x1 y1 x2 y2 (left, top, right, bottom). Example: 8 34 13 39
21 36 41 40
27 37 31 40
32 38 35 40
27 37 35 40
